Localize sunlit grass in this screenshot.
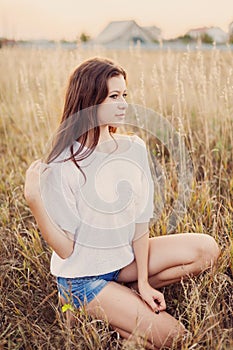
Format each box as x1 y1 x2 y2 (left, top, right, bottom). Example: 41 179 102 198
0 46 232 349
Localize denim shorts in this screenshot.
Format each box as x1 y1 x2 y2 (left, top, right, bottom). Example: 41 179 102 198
57 269 121 309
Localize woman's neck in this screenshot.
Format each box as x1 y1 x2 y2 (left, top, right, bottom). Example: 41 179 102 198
77 126 115 150
98 125 114 144
78 127 131 154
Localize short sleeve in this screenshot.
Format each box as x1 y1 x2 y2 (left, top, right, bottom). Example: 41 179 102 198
40 164 80 235
135 143 154 224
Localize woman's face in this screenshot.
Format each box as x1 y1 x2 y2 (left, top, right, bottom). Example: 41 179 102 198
97 75 128 127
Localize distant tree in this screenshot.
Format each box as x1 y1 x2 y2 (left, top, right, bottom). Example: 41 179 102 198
201 33 214 44
80 32 90 42
229 34 233 44
178 34 193 44
60 39 68 44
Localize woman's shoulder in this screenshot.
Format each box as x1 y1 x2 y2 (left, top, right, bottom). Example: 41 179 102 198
132 134 146 147
44 154 78 183
115 133 146 146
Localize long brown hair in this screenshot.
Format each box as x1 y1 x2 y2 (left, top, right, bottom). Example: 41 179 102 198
46 57 127 179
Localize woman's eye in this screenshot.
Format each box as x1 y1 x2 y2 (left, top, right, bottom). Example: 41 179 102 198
109 93 128 99
110 94 118 99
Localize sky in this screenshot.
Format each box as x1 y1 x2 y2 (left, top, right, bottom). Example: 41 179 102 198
1 0 233 40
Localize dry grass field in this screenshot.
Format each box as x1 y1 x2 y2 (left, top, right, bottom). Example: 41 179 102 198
0 46 232 349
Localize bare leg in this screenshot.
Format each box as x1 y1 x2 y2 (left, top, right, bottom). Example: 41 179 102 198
59 292 157 348
59 233 219 347
114 326 156 349
117 233 220 290
85 281 187 349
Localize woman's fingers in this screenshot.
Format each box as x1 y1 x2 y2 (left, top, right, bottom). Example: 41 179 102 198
24 159 50 203
152 290 166 313
139 285 167 314
144 296 158 313
144 293 166 313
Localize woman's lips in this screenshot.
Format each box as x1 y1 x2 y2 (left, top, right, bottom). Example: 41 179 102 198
115 114 125 119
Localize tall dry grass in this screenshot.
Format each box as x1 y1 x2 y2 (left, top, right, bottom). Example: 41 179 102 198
0 46 232 349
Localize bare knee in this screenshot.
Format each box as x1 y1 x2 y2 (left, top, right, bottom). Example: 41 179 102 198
169 326 191 349
155 320 188 349
194 234 220 272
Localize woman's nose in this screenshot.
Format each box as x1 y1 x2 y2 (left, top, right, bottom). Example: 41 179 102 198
118 96 128 109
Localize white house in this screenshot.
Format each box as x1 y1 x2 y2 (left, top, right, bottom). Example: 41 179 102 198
141 26 161 42
186 26 228 44
93 20 160 46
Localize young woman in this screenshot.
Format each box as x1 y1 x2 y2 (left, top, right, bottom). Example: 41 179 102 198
24 57 220 349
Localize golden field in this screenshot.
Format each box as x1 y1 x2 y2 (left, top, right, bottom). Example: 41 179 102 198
0 46 232 349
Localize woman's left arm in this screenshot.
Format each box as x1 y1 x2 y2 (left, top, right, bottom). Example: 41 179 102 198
133 223 166 313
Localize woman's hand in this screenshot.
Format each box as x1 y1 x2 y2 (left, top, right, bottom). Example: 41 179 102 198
138 282 166 313
24 159 46 205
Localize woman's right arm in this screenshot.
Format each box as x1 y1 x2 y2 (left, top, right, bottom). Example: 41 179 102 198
24 160 74 259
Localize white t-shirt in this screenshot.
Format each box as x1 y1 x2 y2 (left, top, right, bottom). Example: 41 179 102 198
40 134 154 277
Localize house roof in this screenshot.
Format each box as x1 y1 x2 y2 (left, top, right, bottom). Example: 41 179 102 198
188 26 226 34
187 26 228 43
142 26 161 41
94 20 152 44
187 27 209 33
